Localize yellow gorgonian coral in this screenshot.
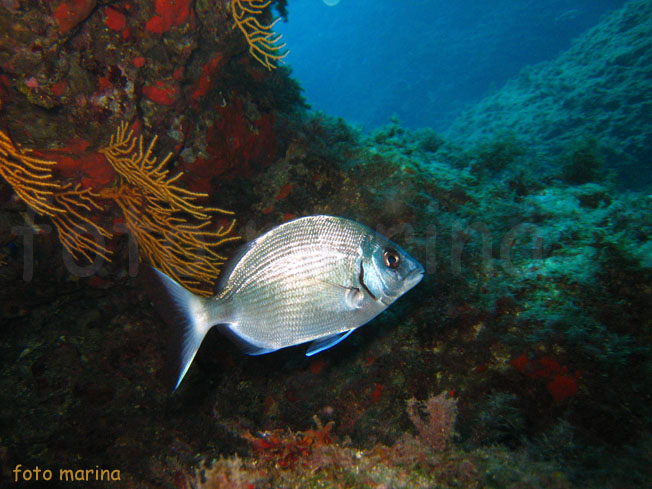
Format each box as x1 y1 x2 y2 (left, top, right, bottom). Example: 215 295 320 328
231 0 289 70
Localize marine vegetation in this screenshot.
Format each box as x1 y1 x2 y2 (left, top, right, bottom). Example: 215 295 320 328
180 393 571 489
559 136 605 185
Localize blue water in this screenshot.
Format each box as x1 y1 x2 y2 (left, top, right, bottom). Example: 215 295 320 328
277 0 626 131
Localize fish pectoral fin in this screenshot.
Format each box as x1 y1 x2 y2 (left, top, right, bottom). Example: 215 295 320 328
314 279 365 311
306 330 355 356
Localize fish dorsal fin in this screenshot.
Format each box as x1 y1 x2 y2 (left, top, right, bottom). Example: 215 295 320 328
306 330 355 356
213 238 258 294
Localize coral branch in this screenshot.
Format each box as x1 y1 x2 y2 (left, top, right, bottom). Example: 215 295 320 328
1 130 111 262
50 183 112 262
0 124 238 293
0 130 61 216
231 0 289 70
101 122 239 294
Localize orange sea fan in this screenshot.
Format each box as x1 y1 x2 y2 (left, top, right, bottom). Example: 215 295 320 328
100 122 240 294
231 0 289 70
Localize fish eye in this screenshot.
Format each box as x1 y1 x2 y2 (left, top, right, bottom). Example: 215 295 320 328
383 249 400 269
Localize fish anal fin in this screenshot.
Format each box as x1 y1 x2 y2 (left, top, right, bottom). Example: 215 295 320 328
219 324 277 356
306 330 355 356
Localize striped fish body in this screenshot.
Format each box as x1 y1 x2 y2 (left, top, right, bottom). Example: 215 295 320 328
147 215 424 390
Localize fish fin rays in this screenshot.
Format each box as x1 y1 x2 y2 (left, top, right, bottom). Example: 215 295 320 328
306 330 355 356
312 279 365 311
141 266 213 391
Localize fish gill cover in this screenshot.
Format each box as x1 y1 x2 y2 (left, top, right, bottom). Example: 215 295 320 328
0 1 651 488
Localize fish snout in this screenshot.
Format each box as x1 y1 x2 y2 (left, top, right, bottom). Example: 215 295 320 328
404 263 425 289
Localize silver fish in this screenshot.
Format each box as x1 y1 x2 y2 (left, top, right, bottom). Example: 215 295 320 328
147 215 424 390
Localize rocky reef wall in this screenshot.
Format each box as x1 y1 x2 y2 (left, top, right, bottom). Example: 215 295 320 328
445 0 652 189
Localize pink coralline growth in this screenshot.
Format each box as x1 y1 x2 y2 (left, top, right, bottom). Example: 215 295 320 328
145 0 192 34
25 77 38 89
142 81 179 105
53 0 97 34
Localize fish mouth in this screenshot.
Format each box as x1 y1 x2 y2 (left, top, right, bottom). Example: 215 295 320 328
404 265 425 289
380 266 425 305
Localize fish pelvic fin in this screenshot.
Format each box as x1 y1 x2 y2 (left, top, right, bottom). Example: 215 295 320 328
142 266 213 391
306 330 356 356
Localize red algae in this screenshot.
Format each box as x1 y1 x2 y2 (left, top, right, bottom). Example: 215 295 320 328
192 54 225 101
51 80 67 97
511 353 581 402
143 81 179 105
213 99 277 178
54 0 97 34
547 374 579 402
276 182 293 200
104 7 126 31
243 421 335 469
510 353 528 372
181 156 215 194
371 383 385 403
97 76 112 93
36 141 115 190
186 98 277 182
309 358 325 374
145 0 192 34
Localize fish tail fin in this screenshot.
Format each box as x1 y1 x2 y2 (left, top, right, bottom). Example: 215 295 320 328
141 266 212 391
